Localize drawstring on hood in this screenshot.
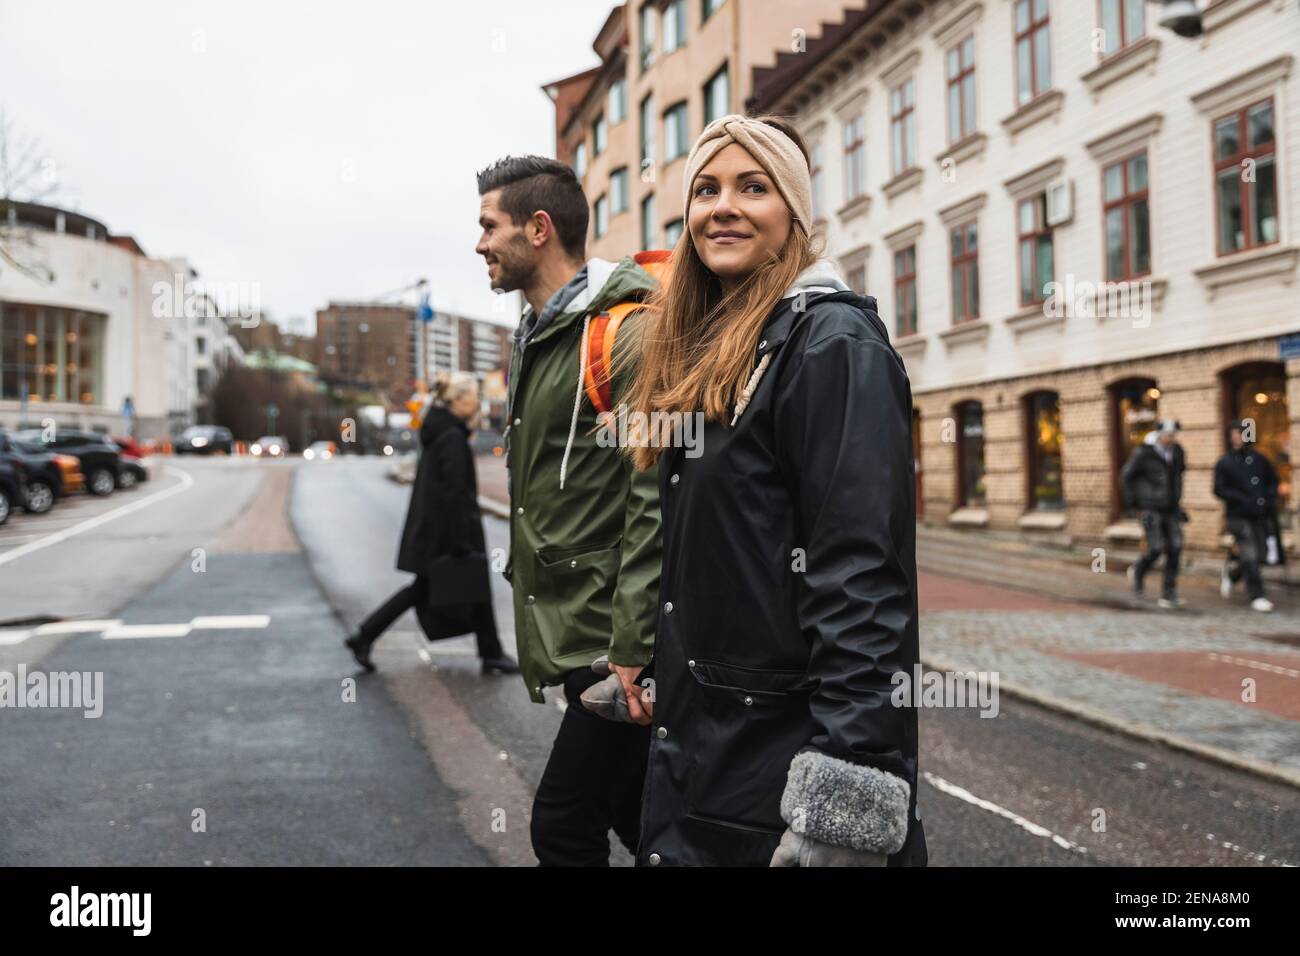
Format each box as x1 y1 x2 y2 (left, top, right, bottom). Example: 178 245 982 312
731 259 852 426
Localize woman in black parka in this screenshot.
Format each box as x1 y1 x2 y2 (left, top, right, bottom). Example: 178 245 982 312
622 114 927 867
344 372 517 675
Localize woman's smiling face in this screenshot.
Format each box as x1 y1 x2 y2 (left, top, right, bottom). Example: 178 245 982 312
688 143 792 289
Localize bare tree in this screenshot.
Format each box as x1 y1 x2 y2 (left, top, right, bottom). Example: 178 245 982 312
0 107 58 283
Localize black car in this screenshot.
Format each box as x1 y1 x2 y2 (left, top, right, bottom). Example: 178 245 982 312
13 429 121 497
0 444 27 526
0 431 67 514
117 453 149 489
175 425 234 455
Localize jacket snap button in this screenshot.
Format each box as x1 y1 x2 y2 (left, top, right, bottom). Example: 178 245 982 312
1257 497 1266 506
570 559 578 568
759 340 768 349
516 506 525 515
513 418 522 427
663 601 673 613
1246 456 1253 464
743 696 753 706
688 660 696 667
648 853 661 866
670 474 680 485
656 726 667 739
1251 476 1260 485
525 595 535 605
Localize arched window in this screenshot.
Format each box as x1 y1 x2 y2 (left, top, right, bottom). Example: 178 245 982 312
1221 361 1290 521
1110 377 1159 519
954 400 985 508
1024 391 1064 510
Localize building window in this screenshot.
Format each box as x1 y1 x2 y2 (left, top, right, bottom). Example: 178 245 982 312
665 218 685 247
889 79 916 175
702 0 724 23
810 140 825 220
1103 151 1150 280
847 264 867 295
593 113 608 156
1014 0 1051 106
956 401 986 508
1026 391 1064 510
1111 378 1159 518
1099 0 1145 56
704 64 730 125
1214 98 1277 255
664 101 690 162
894 246 918 337
611 167 629 215
1222 361 1291 518
640 94 656 171
0 303 104 404
641 193 657 250
573 142 587 178
608 77 628 125
946 36 976 144
196 335 207 356
950 221 979 323
843 113 866 200
1017 194 1054 306
663 0 687 52
639 3 657 70
594 195 609 238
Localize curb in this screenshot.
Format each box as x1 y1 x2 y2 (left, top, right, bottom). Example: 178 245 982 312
478 495 511 521
922 650 1300 791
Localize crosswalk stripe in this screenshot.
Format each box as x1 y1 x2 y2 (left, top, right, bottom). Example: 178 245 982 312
190 615 271 629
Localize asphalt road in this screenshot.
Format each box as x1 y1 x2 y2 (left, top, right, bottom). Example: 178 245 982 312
2 455 1297 866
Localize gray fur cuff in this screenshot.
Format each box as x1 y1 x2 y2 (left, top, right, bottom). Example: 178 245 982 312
779 751 911 856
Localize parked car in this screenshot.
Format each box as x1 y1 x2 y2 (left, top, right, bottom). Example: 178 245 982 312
110 434 151 458
303 440 337 461
12 429 121 496
0 431 80 513
117 454 150 489
0 446 27 526
250 435 289 458
174 425 234 455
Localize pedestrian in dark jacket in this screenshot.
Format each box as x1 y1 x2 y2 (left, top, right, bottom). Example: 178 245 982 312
622 114 926 867
344 372 517 674
1214 419 1280 612
1121 419 1187 607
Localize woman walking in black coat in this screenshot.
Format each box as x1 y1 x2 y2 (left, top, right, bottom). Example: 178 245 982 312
622 114 926 867
344 372 517 675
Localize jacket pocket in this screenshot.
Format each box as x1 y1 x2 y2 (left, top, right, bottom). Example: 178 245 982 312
531 540 622 665
685 659 813 832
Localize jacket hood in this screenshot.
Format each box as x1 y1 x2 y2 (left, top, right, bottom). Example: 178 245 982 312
781 258 852 300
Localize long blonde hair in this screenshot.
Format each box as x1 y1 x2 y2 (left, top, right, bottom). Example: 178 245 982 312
622 116 821 471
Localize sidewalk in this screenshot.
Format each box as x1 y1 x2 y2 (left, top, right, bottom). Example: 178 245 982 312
475 454 1300 787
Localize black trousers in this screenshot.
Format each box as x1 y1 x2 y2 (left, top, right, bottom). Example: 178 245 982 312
1226 515 1269 601
356 575 503 658
1134 509 1183 599
531 668 651 866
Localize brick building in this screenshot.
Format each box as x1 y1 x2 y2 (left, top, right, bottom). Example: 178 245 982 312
314 302 417 406
748 0 1299 557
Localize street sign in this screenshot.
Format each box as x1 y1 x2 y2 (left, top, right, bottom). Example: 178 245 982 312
1279 333 1300 360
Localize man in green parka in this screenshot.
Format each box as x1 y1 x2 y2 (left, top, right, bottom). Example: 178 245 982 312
475 156 662 865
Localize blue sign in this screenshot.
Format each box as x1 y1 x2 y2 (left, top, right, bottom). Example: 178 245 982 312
1280 333 1300 359
418 291 434 323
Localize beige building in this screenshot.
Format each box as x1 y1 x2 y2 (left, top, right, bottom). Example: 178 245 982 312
750 0 1300 557
544 0 855 260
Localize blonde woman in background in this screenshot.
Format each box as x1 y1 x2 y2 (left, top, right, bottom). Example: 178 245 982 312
345 372 518 675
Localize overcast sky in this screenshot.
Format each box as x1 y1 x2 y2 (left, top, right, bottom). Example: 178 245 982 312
0 0 617 330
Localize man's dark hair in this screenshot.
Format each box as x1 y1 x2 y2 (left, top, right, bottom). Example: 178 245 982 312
477 156 588 259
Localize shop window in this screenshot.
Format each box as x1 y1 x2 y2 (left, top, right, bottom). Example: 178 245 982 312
1025 390 1064 510
1110 377 1159 518
955 400 986 507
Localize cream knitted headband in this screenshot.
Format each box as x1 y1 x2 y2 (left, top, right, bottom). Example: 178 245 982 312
682 114 813 238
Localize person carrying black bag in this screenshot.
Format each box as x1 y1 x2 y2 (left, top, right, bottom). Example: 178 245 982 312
1214 419 1282 613
344 372 518 675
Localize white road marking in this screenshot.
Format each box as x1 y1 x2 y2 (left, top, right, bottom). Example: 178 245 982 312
0 466 195 568
36 619 123 635
190 615 270 629
1208 652 1300 679
0 630 33 646
923 770 1088 855
103 624 193 639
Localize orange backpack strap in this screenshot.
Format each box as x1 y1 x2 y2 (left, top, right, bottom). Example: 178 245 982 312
583 301 646 415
